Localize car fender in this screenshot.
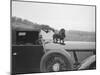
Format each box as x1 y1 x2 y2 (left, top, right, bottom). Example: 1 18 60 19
78 55 96 70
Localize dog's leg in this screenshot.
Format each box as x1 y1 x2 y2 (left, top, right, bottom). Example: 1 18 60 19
53 38 54 43
62 39 64 44
62 39 65 45
54 39 56 43
53 37 56 43
56 38 58 43
59 39 61 44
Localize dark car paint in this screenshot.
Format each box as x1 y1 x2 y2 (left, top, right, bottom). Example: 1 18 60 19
12 45 44 74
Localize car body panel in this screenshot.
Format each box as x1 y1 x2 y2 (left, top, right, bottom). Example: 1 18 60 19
45 41 95 50
12 45 44 74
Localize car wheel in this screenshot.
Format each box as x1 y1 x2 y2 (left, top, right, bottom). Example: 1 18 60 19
40 50 73 72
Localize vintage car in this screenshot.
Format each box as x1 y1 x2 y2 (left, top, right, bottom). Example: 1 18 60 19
12 27 96 75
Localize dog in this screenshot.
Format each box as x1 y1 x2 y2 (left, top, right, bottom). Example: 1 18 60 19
53 28 65 44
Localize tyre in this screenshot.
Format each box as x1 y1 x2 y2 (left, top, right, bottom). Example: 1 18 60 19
40 49 73 72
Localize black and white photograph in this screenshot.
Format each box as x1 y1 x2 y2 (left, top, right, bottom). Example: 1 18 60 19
11 0 96 75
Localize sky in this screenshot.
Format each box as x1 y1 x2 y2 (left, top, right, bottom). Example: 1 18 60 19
12 1 95 32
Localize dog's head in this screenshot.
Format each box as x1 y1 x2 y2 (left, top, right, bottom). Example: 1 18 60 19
59 28 66 38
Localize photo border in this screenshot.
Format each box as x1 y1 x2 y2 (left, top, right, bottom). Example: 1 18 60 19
10 0 96 74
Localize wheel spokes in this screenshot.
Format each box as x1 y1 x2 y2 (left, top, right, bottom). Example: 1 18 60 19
46 55 68 72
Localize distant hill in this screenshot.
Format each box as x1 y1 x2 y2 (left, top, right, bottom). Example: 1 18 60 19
11 16 55 31
65 30 95 42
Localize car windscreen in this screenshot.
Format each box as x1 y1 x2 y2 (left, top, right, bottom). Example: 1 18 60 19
16 31 39 45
